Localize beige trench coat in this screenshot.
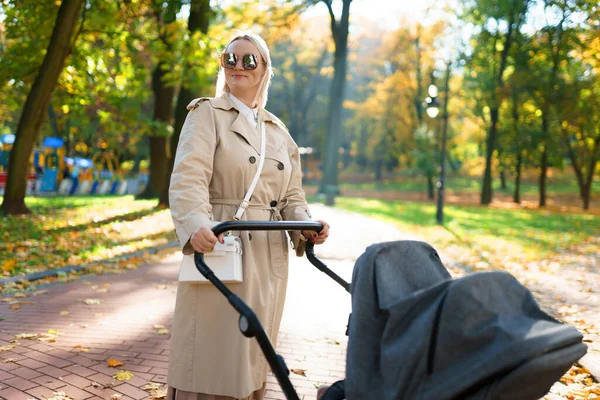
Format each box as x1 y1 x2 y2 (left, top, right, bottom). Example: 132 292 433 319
168 94 313 398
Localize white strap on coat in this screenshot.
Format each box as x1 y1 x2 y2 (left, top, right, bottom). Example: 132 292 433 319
234 121 266 220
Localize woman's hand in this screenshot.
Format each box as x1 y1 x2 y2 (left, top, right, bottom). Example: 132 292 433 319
190 226 225 253
302 220 330 245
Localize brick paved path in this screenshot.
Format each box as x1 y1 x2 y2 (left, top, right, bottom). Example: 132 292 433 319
0 203 597 399
0 204 418 400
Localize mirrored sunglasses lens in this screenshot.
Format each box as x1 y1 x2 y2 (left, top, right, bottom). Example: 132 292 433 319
222 53 237 69
243 54 258 70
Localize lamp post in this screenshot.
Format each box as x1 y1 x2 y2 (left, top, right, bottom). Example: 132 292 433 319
424 83 447 225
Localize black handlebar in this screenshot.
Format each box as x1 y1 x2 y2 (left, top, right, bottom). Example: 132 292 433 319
193 220 349 400
211 220 323 236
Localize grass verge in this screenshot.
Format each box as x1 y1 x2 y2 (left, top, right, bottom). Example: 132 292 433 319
0 196 177 291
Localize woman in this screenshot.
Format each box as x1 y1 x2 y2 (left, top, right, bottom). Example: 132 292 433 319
167 32 330 400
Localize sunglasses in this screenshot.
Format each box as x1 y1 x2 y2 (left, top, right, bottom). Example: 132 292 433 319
220 52 262 70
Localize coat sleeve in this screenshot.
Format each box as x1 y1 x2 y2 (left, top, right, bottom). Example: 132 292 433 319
280 136 313 257
169 100 217 255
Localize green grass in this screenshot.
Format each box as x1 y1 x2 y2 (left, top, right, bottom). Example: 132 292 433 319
0 195 176 281
305 174 599 197
312 196 600 264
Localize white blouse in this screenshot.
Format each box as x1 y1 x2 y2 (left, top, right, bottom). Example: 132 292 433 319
228 93 258 128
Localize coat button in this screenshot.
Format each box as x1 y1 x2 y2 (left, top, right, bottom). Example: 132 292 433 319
249 156 256 164
277 162 284 170
270 200 278 207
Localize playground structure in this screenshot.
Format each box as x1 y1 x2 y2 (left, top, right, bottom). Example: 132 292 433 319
0 134 37 195
0 135 148 197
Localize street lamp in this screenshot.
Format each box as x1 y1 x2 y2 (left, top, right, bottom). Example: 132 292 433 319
424 83 447 225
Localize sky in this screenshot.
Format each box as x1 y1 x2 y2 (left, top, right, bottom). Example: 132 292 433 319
304 0 442 31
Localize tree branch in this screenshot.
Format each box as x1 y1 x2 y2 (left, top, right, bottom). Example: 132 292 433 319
70 0 88 50
321 0 338 39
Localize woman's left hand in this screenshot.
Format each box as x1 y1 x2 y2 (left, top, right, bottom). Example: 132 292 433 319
302 220 330 245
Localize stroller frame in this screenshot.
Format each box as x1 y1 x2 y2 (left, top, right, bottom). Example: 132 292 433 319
193 221 349 400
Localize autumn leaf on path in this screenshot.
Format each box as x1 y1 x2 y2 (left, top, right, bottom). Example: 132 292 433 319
107 359 124 367
142 382 163 391
15 333 37 340
83 298 102 305
150 389 167 399
72 345 89 353
290 368 307 376
60 311 69 315
45 391 73 400
153 324 169 335
113 370 134 381
0 344 17 352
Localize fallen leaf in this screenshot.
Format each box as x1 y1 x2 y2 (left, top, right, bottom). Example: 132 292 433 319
2 358 16 363
9 304 20 310
90 381 114 389
32 290 49 296
107 359 124 368
1 259 17 272
113 370 134 381
45 391 73 400
14 292 27 298
83 298 101 305
60 311 69 315
0 344 16 352
110 394 123 400
72 345 89 353
142 382 163 391
15 333 37 340
155 329 170 335
153 324 165 329
150 389 167 399
290 368 307 376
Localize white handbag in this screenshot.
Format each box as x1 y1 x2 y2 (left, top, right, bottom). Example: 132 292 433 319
178 120 266 284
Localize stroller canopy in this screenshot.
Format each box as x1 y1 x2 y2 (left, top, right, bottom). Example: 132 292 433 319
344 241 586 400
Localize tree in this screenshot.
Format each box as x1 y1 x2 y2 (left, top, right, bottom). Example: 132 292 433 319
318 0 352 199
137 0 182 199
158 0 213 208
461 0 531 205
1 0 85 215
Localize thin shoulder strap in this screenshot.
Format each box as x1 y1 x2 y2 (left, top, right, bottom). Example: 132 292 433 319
233 121 266 221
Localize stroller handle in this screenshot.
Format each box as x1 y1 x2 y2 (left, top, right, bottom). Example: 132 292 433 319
211 220 323 236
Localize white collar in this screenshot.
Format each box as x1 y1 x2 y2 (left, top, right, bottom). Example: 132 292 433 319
229 93 258 126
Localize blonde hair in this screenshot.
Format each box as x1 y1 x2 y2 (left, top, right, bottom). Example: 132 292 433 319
215 33 274 110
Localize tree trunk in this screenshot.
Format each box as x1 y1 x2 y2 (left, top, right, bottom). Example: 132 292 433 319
427 173 434 200
481 108 498 204
562 128 599 210
481 7 519 205
539 145 548 208
137 64 175 199
158 0 211 208
1 0 84 215
500 169 507 190
513 153 522 203
318 0 351 195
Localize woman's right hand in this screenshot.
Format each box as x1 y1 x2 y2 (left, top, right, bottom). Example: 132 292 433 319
190 226 225 253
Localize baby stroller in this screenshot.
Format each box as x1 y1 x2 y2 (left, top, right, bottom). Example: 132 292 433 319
194 221 587 400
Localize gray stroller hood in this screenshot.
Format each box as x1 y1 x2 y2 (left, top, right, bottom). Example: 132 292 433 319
345 241 587 400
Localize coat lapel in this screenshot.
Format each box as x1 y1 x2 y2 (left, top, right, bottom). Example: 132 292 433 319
230 112 261 154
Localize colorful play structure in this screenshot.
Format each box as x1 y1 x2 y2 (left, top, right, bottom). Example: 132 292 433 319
0 135 148 197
